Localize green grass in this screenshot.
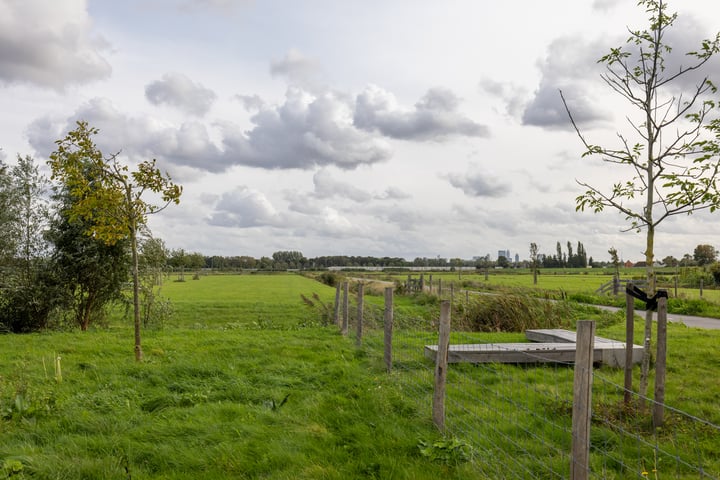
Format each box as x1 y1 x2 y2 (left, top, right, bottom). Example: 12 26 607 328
1 273 719 478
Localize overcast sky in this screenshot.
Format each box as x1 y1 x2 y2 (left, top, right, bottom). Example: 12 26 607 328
2 0 720 262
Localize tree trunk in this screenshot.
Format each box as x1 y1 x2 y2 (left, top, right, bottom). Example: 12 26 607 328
639 221 656 409
131 220 143 362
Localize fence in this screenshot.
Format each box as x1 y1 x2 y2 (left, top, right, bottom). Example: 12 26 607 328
329 280 720 478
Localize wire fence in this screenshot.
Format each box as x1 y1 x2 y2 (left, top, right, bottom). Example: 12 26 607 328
330 280 720 479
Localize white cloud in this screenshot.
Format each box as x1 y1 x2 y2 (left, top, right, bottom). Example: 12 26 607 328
445 165 512 198
0 0 111 90
354 85 490 141
270 49 323 89
206 186 281 227
145 73 217 116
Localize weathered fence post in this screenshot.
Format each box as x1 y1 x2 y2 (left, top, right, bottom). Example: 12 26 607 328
624 283 634 406
570 320 595 480
612 274 620 296
419 273 425 291
406 274 411 292
355 283 364 346
484 268 488 281
341 282 349 336
438 278 442 297
674 276 678 298
465 290 469 321
384 287 393 373
450 282 454 305
429 274 433 294
333 283 341 326
700 278 704 297
432 301 451 431
653 294 668 428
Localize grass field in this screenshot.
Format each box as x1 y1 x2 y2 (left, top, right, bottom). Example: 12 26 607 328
1 272 719 478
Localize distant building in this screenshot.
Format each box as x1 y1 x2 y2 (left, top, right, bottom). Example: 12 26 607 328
498 249 510 260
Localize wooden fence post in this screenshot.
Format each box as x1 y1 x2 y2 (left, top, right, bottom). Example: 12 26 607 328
624 283 634 406
612 275 620 296
384 287 393 373
700 278 704 297
432 301 451 431
653 294 668 428
355 283 364 346
333 283 341 326
438 278 443 298
429 274 433 294
570 320 595 480
341 282 349 336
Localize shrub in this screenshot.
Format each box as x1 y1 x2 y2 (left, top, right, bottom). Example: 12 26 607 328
458 294 576 332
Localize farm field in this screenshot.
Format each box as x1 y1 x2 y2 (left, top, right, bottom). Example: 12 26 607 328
1 273 719 478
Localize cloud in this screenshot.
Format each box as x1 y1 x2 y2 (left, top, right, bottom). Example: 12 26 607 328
0 0 111 90
445 166 511 198
145 73 217 116
270 49 323 90
221 87 392 170
375 186 410 200
354 85 490 141
592 0 621 11
478 78 528 118
235 94 265 111
206 186 281 227
521 36 612 130
28 90 392 173
312 170 371 202
178 0 246 12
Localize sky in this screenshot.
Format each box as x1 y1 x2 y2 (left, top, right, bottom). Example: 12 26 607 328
2 0 720 263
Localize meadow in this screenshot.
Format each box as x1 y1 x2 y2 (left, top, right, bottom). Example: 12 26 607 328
1 272 719 478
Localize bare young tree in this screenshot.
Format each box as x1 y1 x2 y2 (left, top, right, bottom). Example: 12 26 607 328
562 0 720 406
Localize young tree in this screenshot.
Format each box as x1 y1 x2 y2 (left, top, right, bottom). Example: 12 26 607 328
529 242 539 284
563 0 720 408
48 122 182 361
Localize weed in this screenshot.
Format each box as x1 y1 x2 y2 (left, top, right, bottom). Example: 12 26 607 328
1 459 23 479
418 437 473 466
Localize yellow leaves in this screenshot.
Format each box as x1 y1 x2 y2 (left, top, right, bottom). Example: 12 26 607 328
48 122 183 247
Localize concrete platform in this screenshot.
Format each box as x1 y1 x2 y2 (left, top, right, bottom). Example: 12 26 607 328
424 328 643 367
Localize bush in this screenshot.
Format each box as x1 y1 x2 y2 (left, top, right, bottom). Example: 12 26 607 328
457 294 576 332
317 272 338 287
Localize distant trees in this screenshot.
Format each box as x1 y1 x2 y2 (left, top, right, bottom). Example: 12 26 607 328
693 244 717 266
539 240 588 268
272 250 307 270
